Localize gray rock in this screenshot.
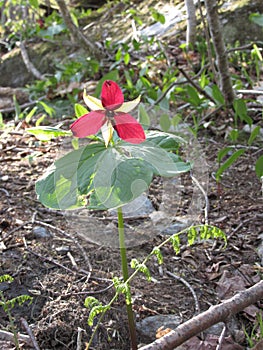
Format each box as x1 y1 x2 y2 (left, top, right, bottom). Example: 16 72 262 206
109 194 154 218
137 314 181 341
32 226 52 239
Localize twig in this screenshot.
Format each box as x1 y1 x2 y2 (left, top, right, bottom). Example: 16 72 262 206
26 247 77 275
166 270 200 314
237 89 263 95
67 251 78 268
0 221 32 243
76 327 83 350
227 42 263 53
190 175 209 225
33 219 92 279
227 218 251 239
0 95 46 114
216 324 226 350
20 317 40 350
18 40 46 80
0 329 32 346
139 280 263 350
178 67 217 104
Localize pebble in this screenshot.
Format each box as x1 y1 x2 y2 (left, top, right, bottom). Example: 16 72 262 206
136 314 181 341
32 226 52 239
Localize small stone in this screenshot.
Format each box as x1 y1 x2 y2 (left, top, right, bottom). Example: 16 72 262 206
136 314 181 341
1 175 9 181
32 226 52 239
110 194 154 218
55 246 70 255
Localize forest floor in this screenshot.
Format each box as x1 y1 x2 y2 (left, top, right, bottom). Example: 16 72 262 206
0 114 262 350
0 1 263 349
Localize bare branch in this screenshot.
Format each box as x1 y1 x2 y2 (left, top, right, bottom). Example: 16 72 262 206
56 0 100 58
18 41 46 80
139 280 263 350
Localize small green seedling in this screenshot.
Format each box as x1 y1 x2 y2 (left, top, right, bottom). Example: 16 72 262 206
0 274 33 350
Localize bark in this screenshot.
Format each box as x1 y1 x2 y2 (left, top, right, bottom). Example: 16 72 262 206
185 0 197 48
55 0 100 58
139 280 263 350
204 0 235 106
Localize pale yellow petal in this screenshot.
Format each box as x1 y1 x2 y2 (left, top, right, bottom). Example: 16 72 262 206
83 89 104 110
115 95 141 113
101 121 114 147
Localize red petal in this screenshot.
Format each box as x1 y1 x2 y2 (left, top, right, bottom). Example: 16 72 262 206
70 111 106 138
101 80 124 110
114 113 146 144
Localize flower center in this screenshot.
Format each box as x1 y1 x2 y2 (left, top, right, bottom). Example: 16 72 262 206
106 109 115 121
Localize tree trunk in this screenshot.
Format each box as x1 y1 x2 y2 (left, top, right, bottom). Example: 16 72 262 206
139 280 263 350
56 0 100 58
204 0 235 106
185 0 196 48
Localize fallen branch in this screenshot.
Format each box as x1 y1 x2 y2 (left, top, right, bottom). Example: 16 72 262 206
0 329 33 347
139 280 263 350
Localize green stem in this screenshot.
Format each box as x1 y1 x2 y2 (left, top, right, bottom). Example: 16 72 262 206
117 207 138 350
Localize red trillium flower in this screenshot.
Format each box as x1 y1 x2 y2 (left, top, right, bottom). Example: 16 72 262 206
70 80 146 146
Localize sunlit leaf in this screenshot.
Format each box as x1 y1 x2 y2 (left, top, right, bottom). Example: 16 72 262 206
27 126 71 141
74 103 89 118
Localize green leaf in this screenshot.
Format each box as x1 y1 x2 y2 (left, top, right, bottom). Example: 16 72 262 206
39 23 66 38
36 132 190 210
186 85 201 106
29 0 38 8
255 155 263 179
138 104 150 128
187 227 197 246
124 52 130 65
36 143 106 209
26 127 72 141
94 71 119 97
74 103 88 118
25 106 38 124
250 13 263 27
233 99 252 126
145 130 186 151
217 147 232 163
160 114 171 132
151 247 163 264
38 101 55 118
0 274 14 283
120 141 191 178
215 149 245 182
87 304 110 326
211 85 225 105
248 126 260 146
170 234 180 254
151 9 165 24
13 95 21 120
70 12 79 27
88 151 153 209
84 296 101 309
115 47 122 61
252 44 263 61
